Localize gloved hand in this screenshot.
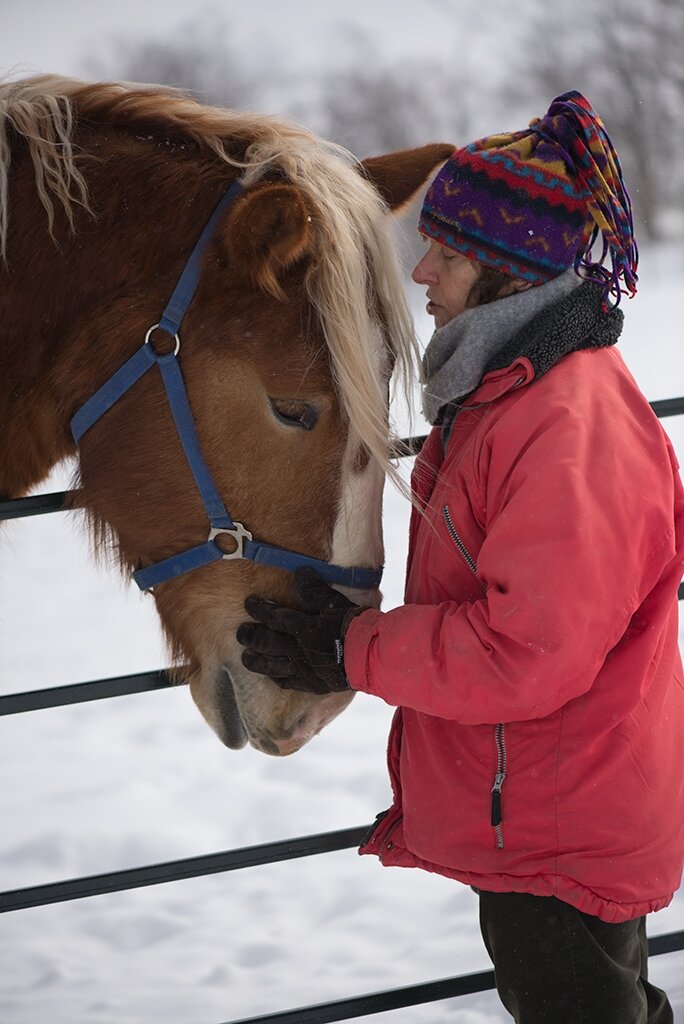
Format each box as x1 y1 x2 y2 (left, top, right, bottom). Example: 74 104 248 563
237 568 367 694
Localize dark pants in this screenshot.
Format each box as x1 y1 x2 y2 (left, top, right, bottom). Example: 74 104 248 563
478 891 673 1024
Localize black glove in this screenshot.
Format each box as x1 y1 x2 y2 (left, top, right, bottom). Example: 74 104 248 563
237 568 367 694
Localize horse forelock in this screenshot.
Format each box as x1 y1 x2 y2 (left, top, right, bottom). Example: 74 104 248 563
0 73 417 487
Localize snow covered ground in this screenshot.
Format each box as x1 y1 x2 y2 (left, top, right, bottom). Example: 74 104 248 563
1 244 683 1023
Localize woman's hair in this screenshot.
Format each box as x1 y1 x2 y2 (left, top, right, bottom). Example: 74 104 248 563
466 265 513 309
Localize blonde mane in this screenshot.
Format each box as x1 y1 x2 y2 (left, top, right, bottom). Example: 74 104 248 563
0 74 417 487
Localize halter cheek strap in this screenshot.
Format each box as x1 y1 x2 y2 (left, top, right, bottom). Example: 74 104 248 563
70 179 383 592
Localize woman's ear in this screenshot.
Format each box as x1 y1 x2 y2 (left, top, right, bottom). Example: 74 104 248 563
221 182 311 300
498 278 534 298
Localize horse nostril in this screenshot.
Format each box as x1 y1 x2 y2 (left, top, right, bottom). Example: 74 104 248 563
293 712 310 734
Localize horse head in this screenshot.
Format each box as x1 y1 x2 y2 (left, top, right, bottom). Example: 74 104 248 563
0 77 453 754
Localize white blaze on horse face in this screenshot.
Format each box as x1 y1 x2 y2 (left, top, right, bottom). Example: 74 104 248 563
330 445 385 609
329 324 386 610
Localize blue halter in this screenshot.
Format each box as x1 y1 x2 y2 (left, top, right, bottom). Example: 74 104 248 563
70 179 383 592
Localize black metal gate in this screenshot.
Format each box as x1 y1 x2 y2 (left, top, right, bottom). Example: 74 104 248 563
2 409 684 1023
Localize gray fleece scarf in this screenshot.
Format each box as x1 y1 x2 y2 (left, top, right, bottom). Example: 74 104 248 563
421 269 580 425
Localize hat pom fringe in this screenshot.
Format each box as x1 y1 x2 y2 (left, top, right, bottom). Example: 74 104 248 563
536 91 639 307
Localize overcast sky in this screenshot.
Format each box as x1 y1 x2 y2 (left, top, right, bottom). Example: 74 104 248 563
1 0 464 81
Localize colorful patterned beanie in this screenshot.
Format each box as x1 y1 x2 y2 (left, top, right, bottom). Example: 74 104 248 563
418 91 638 306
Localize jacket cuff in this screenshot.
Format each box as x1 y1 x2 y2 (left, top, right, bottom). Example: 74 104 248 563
342 608 384 692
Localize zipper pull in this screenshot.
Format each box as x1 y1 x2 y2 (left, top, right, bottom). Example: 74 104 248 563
491 772 506 827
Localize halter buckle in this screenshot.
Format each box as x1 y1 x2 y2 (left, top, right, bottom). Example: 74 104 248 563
208 523 252 560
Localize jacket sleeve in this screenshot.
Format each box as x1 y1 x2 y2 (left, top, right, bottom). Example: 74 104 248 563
344 358 681 724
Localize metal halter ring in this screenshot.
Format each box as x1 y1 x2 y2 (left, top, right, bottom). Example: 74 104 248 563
144 323 181 357
208 524 253 560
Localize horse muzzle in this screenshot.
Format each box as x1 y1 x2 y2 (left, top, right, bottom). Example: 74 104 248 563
191 663 354 756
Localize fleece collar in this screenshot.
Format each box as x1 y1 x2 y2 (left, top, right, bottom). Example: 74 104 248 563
437 280 624 450
483 280 624 382
421 269 580 425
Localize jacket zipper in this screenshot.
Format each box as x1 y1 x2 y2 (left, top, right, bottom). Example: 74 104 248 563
492 723 508 849
442 506 478 576
443 505 508 850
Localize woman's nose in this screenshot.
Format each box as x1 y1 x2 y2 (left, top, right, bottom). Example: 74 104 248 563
411 252 436 285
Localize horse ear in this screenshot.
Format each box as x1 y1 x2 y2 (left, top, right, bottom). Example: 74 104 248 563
361 143 455 212
222 182 311 300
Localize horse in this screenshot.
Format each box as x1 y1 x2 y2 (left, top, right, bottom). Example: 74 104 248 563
0 75 451 755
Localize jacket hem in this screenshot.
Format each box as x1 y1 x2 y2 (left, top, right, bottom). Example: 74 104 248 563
359 834 675 923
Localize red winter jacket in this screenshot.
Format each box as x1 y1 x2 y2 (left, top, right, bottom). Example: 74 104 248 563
346 344 684 923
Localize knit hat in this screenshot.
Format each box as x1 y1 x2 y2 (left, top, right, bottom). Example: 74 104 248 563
418 91 638 306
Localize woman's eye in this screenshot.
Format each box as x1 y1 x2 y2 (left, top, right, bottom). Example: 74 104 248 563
270 398 318 431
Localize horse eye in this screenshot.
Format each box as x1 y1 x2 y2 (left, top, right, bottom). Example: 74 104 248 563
270 398 318 431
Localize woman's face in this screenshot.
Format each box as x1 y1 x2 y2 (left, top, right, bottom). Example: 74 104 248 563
411 241 480 328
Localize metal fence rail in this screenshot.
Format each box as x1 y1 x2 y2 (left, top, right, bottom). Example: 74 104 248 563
228 970 498 1024
226 929 684 1024
0 827 369 913
1 397 683 525
3 820 683 1023
0 670 174 716
3 401 684 1022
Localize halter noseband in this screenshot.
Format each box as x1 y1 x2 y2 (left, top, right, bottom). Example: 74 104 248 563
70 179 383 592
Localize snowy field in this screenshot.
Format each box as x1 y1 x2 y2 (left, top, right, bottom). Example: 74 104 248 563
1 244 684 1023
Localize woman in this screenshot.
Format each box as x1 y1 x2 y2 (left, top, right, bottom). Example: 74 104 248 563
238 92 684 1023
